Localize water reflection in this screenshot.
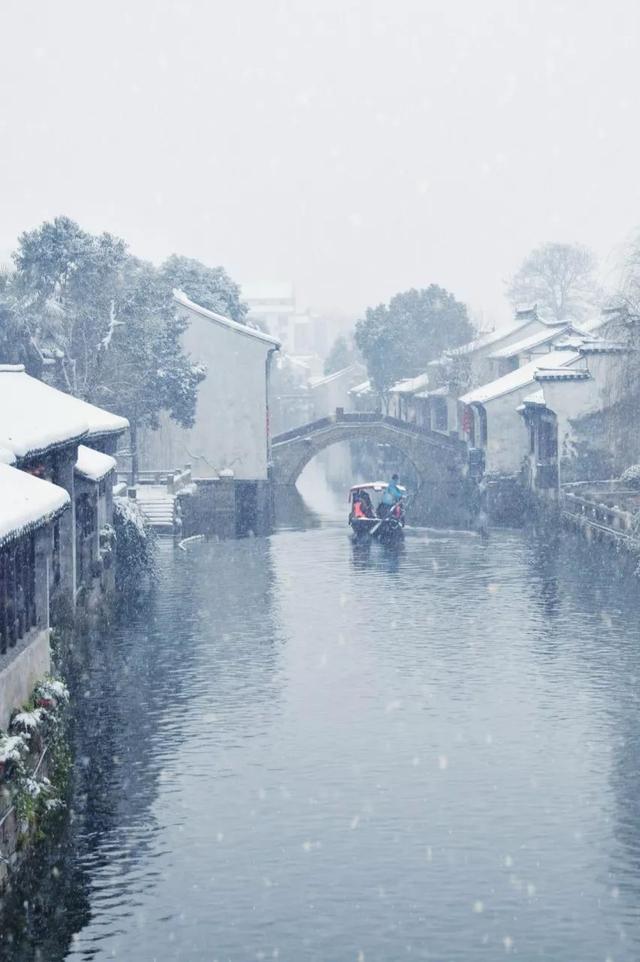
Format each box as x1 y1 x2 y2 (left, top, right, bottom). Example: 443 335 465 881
3 520 640 961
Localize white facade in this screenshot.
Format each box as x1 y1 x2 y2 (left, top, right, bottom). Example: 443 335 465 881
141 292 280 482
460 350 583 475
536 349 628 470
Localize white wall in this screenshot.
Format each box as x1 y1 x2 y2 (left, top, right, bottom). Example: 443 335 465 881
482 384 538 475
0 628 51 729
141 310 276 481
540 354 627 468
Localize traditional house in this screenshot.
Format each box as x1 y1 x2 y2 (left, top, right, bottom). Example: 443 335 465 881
428 307 564 393
459 348 584 476
383 309 580 441
387 373 431 422
519 341 630 494
138 292 281 537
141 291 280 482
0 460 69 726
348 379 379 413
74 445 118 593
0 365 128 612
309 362 367 418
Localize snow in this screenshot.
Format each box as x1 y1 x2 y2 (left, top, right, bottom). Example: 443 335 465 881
348 380 373 396
444 321 529 358
534 367 591 382
310 364 361 388
174 289 281 347
488 325 573 359
519 390 546 409
12 708 44 732
114 495 148 538
0 462 69 546
0 365 128 461
389 372 431 395
460 350 582 406
72 396 129 440
0 447 16 465
414 385 449 399
75 445 117 482
0 733 26 763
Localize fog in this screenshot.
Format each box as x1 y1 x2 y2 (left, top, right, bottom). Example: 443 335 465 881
1 0 639 323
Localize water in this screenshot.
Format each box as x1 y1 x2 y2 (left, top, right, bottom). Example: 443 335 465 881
4 512 640 961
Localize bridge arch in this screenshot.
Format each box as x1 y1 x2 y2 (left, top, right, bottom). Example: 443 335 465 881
270 412 471 526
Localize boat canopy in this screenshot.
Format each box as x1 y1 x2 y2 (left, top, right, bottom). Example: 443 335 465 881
349 481 407 497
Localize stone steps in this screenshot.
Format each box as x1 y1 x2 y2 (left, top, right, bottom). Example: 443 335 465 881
136 488 176 530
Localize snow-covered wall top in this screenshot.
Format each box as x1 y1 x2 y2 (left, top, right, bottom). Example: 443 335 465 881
0 462 70 547
174 290 281 348
75 445 117 483
0 366 128 462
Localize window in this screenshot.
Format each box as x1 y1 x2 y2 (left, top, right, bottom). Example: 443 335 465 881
0 534 37 656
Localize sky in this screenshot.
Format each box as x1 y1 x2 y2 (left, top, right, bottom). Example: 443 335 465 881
1 0 639 327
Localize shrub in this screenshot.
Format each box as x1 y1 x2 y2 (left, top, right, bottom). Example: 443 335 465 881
113 496 156 591
620 465 640 489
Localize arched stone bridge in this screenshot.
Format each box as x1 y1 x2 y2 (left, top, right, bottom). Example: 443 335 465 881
270 411 472 526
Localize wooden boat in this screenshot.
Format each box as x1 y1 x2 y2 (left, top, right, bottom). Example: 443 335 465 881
348 482 406 542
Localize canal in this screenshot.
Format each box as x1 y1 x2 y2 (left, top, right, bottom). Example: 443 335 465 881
4 491 640 960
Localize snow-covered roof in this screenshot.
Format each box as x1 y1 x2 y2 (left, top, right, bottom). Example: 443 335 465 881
348 379 373 396
389 372 430 395
521 390 546 407
280 353 311 372
414 385 449 399
0 365 128 462
577 314 615 336
488 325 573 359
0 463 69 548
75 445 117 483
577 340 629 354
534 367 591 382
460 350 582 406
74 398 128 440
310 364 363 388
174 290 281 348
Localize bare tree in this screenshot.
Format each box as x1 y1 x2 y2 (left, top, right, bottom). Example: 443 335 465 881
507 242 602 322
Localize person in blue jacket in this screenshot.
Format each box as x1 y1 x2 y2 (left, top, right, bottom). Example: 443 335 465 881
378 474 404 518
383 474 403 505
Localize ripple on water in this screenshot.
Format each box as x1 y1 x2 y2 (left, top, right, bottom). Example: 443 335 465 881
5 526 640 962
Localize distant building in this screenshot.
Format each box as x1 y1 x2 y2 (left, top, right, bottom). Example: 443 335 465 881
243 282 347 377
309 362 367 419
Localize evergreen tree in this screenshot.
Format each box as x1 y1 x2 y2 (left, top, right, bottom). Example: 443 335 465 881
355 285 473 403
159 254 247 322
324 335 354 375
